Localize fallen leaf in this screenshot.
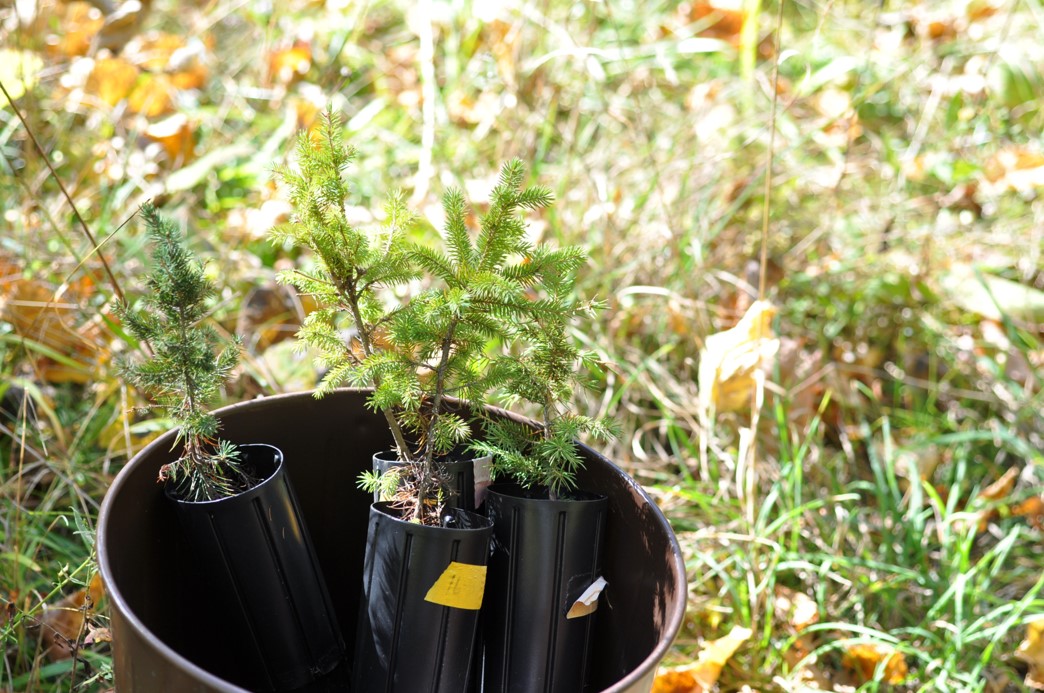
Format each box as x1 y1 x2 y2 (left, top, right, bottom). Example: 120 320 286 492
652 669 699 693
84 625 112 645
842 642 908 685
0 258 105 383
127 73 175 116
979 467 1020 503
940 264 1044 323
984 148 1044 193
40 574 105 660
0 50 44 102
685 0 746 44
95 0 152 53
1017 616 1044 689
955 466 1020 533
699 300 779 413
654 626 753 692
123 31 209 90
86 57 142 107
268 42 312 85
124 31 186 72
447 89 503 127
46 2 106 57
1014 496 1044 529
967 0 1001 21
143 113 195 164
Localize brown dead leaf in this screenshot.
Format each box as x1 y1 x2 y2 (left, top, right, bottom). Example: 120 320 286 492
842 642 908 685
1014 496 1044 530
40 574 105 660
46 2 106 57
482 18 521 87
685 1 745 44
699 300 779 413
143 113 195 165
84 625 112 645
984 148 1044 193
951 466 1020 534
268 42 312 85
86 57 141 106
94 0 152 53
378 44 421 107
652 669 699 693
654 626 753 692
447 90 502 127
0 259 106 383
980 467 1020 502
123 31 209 90
1017 616 1044 689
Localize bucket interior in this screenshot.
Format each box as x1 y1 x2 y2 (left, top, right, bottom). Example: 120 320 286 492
98 389 686 692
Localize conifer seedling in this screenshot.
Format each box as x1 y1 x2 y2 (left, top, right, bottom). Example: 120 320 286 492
116 203 253 502
275 112 557 522
473 242 617 499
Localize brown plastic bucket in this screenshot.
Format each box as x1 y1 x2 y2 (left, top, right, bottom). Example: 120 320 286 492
97 389 686 692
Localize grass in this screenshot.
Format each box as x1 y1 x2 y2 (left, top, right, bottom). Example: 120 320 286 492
2 0 1044 690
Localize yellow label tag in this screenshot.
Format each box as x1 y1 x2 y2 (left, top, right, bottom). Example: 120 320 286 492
424 561 487 610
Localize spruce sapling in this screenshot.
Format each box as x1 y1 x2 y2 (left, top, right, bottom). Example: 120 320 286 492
472 243 617 500
275 114 554 522
273 112 418 463
116 203 253 502
378 158 555 519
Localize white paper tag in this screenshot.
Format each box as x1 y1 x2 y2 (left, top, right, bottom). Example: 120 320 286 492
566 576 607 619
473 456 492 507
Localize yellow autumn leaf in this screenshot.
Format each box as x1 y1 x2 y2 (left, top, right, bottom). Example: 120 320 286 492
1016 615 1044 689
86 57 141 107
653 626 752 692
0 50 43 103
143 113 195 164
127 73 175 117
698 300 778 413
842 642 908 685
268 43 312 85
47 1 106 58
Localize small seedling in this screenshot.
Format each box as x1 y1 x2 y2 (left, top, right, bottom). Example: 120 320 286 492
473 242 617 499
116 203 253 502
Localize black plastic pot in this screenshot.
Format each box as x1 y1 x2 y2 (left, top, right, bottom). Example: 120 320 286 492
482 484 608 693
372 450 492 511
352 502 492 692
97 390 685 692
163 444 343 691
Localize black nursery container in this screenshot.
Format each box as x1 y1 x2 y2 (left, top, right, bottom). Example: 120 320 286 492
482 484 608 693
164 444 343 691
352 502 492 692
97 390 685 692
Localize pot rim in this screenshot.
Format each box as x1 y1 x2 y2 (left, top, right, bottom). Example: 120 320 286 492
167 443 283 507
370 500 493 532
486 481 607 505
373 449 493 465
